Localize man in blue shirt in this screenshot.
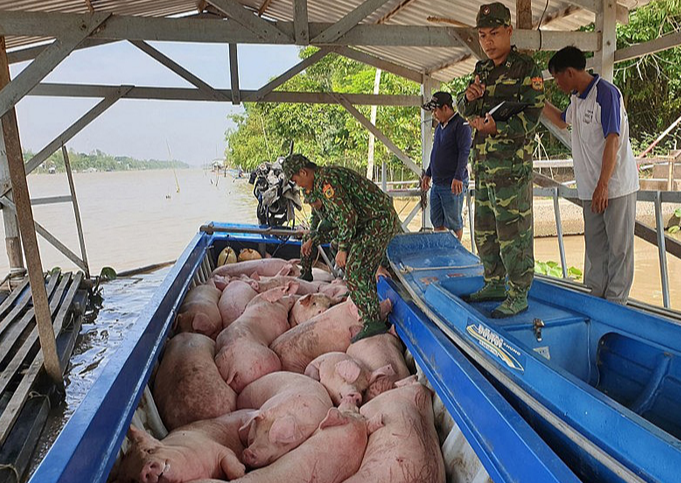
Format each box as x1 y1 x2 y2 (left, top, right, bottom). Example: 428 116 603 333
421 91 472 239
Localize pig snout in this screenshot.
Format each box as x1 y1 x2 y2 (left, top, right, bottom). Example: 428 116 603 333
343 391 362 407
242 448 258 467
140 459 168 483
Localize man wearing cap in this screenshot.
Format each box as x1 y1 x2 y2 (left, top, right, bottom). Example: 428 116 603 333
421 91 472 239
299 189 337 282
457 2 545 318
282 154 401 341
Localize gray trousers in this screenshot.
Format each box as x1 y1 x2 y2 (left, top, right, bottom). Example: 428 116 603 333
582 192 637 304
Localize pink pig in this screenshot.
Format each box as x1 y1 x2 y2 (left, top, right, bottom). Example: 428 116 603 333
289 293 338 326
212 258 300 279
228 402 377 483
218 278 259 328
174 279 222 339
346 330 410 401
236 372 333 468
342 376 445 483
153 333 236 430
271 298 392 373
305 352 395 406
214 284 298 393
114 410 251 483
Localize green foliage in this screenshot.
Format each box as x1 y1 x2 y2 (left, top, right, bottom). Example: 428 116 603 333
26 148 190 174
535 260 583 281
99 266 117 281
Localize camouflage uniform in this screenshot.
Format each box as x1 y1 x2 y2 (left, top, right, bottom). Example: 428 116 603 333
310 166 400 331
457 4 545 314
299 189 337 279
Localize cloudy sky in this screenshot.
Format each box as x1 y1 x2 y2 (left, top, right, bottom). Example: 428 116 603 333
10 41 302 165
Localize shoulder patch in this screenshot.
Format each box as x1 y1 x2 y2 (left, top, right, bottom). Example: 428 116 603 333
531 76 544 91
322 182 335 199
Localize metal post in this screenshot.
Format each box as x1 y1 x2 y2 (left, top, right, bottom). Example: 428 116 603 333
467 187 476 254
0 37 25 277
381 160 387 192
62 144 90 278
552 187 568 278
654 191 671 308
420 77 436 229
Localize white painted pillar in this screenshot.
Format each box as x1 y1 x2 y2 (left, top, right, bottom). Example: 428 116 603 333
420 76 438 229
595 0 617 81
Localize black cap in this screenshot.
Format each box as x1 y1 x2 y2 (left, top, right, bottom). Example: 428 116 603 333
422 91 453 111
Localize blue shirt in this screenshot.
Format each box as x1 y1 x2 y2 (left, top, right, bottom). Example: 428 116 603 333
426 113 471 185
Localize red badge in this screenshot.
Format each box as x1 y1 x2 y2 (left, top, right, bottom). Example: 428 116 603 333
323 183 335 199
531 76 544 91
482 6 490 14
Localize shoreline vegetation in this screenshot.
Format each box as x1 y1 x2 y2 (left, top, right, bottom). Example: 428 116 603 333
26 148 190 174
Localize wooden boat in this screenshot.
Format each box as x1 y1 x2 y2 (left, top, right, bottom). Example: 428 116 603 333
28 223 579 483
382 231 681 483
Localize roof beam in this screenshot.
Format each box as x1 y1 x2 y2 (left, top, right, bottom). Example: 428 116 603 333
615 31 681 63
311 0 394 44
243 47 333 102
335 47 423 83
334 93 421 175
130 40 231 102
376 0 418 24
0 12 110 118
0 12 601 51
293 0 309 45
229 43 240 104
258 0 275 16
425 53 472 75
28 82 423 106
205 0 292 43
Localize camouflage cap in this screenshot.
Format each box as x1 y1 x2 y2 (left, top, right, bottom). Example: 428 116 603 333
476 2 512 29
281 153 310 180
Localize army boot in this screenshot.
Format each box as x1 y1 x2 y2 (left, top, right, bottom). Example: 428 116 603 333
351 321 388 343
462 282 506 302
491 295 529 318
298 269 313 282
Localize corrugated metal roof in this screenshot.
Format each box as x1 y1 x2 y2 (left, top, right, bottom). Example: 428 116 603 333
1 0 645 82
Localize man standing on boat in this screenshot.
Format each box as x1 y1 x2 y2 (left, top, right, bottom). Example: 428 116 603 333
283 154 401 341
543 47 639 304
457 2 545 318
421 91 472 240
299 190 336 282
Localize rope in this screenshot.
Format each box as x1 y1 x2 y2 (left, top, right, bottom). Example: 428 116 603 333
399 263 482 273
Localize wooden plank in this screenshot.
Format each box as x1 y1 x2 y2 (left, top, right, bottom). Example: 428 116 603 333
615 31 681 63
0 277 29 321
206 0 292 43
0 272 61 365
0 278 35 333
293 0 309 45
0 273 71 398
311 0 393 44
229 44 241 105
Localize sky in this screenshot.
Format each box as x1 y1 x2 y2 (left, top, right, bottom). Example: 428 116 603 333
10 41 303 166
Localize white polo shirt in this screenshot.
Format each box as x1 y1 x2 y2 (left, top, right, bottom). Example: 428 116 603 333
562 75 639 201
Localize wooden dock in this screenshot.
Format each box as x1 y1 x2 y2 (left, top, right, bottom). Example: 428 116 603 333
0 271 86 483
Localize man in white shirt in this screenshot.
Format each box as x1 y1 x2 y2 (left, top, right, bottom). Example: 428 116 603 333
543 46 639 304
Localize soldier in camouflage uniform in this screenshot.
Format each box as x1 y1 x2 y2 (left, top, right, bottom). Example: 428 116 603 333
457 2 545 317
299 189 337 281
283 154 401 341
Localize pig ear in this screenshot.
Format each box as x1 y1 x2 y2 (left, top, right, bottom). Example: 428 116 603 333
261 286 286 303
347 299 359 318
127 425 153 444
388 325 398 337
319 408 349 430
304 360 321 381
192 313 216 336
275 266 291 277
394 375 419 387
238 412 262 443
366 414 384 435
369 364 396 385
285 281 300 295
335 359 361 383
299 294 312 307
213 275 229 291
249 272 261 281
269 415 303 445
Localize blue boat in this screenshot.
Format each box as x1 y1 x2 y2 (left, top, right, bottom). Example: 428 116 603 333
383 231 681 483
29 223 579 483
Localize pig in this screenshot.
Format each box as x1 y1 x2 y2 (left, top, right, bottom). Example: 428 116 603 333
342 376 445 483
228 402 376 483
245 273 325 295
346 330 410 401
115 411 250 483
212 258 300 279
317 279 349 300
218 279 259 328
271 298 392 373
154 333 236 430
236 372 333 468
305 352 395 406
237 248 262 262
289 293 337 326
214 284 298 392
311 267 335 282
175 279 222 339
